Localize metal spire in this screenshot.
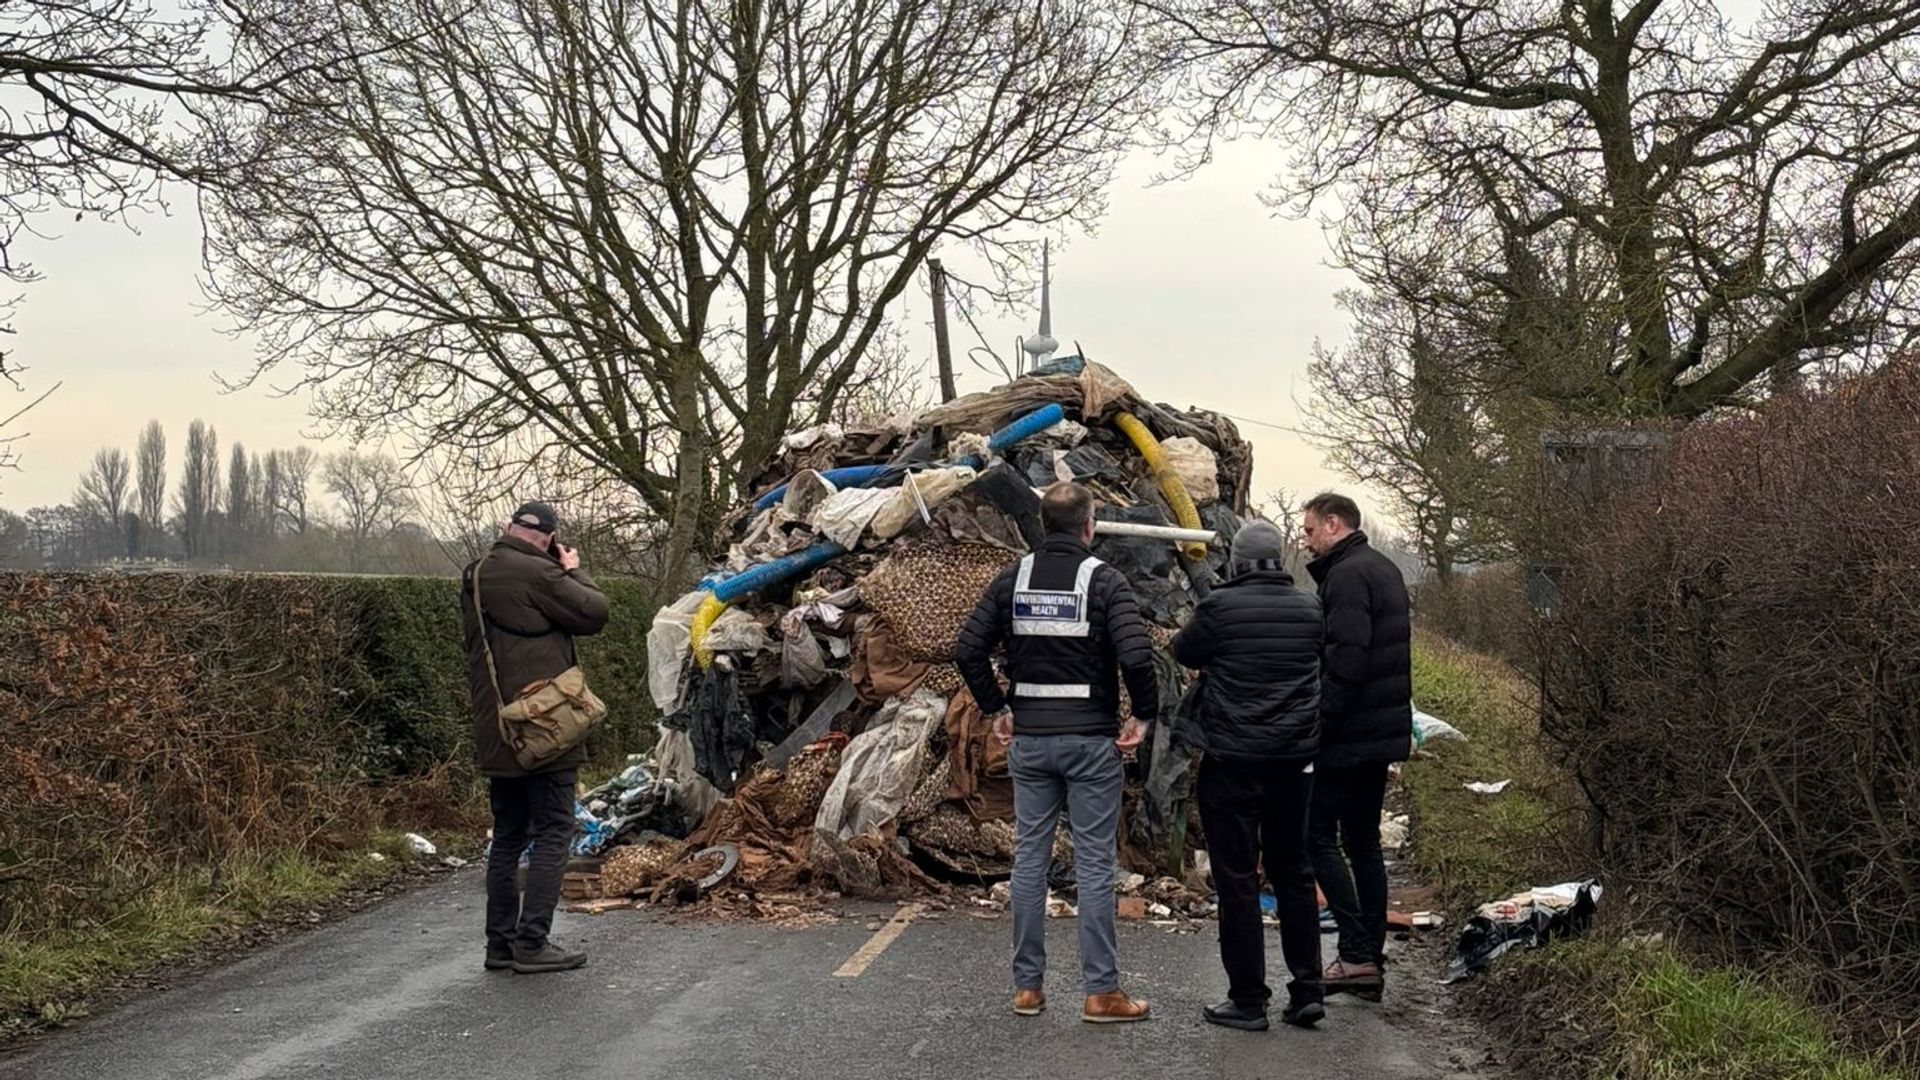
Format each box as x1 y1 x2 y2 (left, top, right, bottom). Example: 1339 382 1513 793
1021 240 1058 370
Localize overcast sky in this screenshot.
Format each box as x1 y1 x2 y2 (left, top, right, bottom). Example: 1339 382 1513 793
0 137 1360 522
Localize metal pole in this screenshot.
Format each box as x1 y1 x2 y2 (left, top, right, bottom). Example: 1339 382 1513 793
929 258 957 402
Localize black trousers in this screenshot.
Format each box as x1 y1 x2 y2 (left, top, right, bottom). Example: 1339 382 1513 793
486 770 576 951
1309 763 1390 966
1197 758 1324 1008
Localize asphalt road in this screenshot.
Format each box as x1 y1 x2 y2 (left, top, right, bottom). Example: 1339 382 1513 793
2 874 1487 1080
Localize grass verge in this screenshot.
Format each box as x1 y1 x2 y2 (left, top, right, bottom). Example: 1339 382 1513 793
1410 633 1905 1080
0 830 428 1032
1405 634 1586 907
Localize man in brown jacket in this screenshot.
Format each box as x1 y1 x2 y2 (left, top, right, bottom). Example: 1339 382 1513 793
462 500 610 974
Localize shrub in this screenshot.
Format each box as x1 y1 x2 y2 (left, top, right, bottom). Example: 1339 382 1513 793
0 570 656 942
1544 361 1920 1062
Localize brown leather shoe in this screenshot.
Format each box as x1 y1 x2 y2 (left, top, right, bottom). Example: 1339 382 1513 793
1082 990 1150 1024
1319 959 1384 1002
1012 989 1046 1016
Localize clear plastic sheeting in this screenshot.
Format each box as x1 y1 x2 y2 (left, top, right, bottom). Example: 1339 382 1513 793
647 590 710 711
813 486 896 548
869 466 976 540
653 727 724 826
813 688 947 840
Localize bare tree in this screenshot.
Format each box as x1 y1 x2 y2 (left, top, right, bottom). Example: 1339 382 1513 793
134 419 166 552
275 445 316 535
1305 262 1518 582
261 450 284 540
409 431 663 576
175 419 219 560
226 441 252 553
0 1 334 457
324 448 413 571
1144 0 1920 416
0 380 57 488
206 0 1156 600
74 445 132 559
1259 487 1305 553
0 507 32 567
830 335 935 428
247 450 266 536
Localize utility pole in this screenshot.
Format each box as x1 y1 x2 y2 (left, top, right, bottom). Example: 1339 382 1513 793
929 258 958 402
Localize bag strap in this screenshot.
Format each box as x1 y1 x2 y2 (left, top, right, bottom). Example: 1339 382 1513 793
469 555 520 752
468 555 505 703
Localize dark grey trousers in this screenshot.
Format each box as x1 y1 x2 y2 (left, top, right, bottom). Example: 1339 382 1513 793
1008 734 1123 995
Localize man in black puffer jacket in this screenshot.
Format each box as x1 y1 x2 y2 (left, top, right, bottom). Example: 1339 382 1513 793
1302 493 1412 1000
1171 519 1326 1032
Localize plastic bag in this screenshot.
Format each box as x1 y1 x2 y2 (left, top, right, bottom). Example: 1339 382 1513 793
870 466 975 539
571 803 619 857
782 423 844 453
781 469 839 520
646 590 709 712
1161 436 1220 505
778 612 829 689
705 607 770 654
813 688 947 840
1412 706 1468 747
1037 418 1089 448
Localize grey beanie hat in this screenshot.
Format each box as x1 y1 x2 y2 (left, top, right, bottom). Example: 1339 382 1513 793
1230 519 1288 568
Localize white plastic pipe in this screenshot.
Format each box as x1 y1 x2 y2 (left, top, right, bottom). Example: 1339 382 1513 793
1092 521 1217 545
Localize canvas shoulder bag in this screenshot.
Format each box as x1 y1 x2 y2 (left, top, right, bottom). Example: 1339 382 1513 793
470 555 607 771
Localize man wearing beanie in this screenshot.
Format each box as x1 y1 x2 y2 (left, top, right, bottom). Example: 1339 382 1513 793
1171 519 1328 1031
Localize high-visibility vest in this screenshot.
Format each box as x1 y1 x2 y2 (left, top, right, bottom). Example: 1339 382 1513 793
1009 553 1103 700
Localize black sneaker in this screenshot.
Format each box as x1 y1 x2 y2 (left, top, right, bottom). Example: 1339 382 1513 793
1281 1000 1326 1028
1203 1000 1269 1031
511 942 588 974
484 945 514 972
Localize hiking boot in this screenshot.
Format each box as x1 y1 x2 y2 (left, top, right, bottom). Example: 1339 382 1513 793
1082 990 1150 1024
484 945 514 972
1203 1000 1268 1031
1012 989 1046 1016
510 942 587 975
1317 959 1383 1002
1281 1000 1327 1028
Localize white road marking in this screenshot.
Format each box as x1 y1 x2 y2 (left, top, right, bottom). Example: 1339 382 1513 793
834 903 923 978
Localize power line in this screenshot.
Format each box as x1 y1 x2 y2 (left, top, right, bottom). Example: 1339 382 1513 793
1214 410 1319 440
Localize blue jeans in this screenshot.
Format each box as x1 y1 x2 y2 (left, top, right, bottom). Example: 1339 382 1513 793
1008 733 1123 995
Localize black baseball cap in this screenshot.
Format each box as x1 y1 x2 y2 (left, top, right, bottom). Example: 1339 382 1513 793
511 501 558 533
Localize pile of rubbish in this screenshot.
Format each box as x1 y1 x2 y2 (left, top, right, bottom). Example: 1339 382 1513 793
576 359 1257 905
1443 881 1604 983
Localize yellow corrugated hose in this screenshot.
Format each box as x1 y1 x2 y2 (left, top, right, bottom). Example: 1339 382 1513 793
689 592 729 670
1113 412 1209 561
